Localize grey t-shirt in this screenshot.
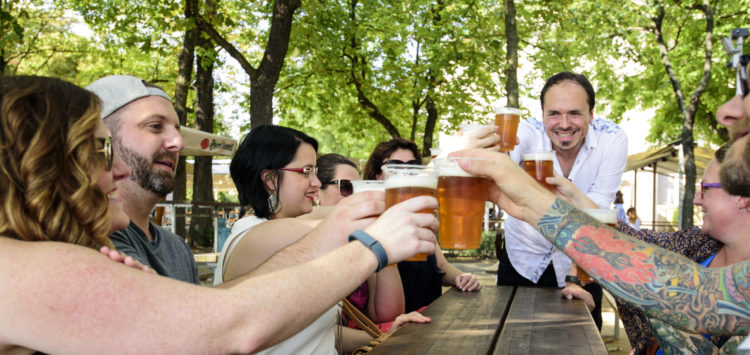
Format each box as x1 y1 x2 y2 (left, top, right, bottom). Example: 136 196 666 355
111 221 200 285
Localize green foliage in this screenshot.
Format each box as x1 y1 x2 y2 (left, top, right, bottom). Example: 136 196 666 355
443 230 497 259
277 0 506 160
217 191 239 203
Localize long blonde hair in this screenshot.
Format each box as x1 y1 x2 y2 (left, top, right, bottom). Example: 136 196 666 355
0 76 113 249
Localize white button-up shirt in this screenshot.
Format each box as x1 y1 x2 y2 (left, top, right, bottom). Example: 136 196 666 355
504 116 628 287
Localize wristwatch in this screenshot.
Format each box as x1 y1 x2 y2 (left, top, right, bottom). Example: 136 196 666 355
565 275 582 286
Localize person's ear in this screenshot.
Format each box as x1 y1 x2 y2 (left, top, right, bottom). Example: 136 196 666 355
261 169 277 193
738 196 750 212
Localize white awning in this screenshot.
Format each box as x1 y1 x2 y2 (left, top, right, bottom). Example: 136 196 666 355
180 126 237 157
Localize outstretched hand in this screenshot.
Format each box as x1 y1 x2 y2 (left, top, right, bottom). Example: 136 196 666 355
561 283 595 311
454 273 482 292
99 246 156 274
387 311 432 334
365 195 439 264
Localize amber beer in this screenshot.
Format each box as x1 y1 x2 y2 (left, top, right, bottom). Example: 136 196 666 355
495 107 522 151
577 209 619 283
383 165 438 262
435 158 489 250
523 150 555 191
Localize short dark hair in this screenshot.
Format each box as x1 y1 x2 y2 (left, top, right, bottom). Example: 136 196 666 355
540 71 596 113
230 125 318 219
362 138 421 180
720 139 750 197
316 153 359 187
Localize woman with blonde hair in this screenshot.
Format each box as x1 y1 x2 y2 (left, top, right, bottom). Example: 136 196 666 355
0 76 439 354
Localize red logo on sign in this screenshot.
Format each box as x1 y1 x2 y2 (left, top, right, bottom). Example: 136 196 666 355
200 138 210 149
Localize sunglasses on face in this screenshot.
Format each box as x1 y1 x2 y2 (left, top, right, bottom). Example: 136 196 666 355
279 166 319 178
321 179 354 197
382 159 422 166
699 181 722 199
96 136 113 171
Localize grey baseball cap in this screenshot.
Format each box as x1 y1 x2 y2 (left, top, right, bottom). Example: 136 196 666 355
86 75 172 118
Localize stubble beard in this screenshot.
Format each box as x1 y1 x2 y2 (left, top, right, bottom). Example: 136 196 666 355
116 141 176 197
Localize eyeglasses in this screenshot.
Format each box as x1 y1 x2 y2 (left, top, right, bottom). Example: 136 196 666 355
279 166 318 178
382 159 422 166
700 182 722 199
96 136 113 171
321 179 354 197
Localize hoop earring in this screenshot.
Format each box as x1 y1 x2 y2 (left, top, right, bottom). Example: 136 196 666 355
268 192 280 214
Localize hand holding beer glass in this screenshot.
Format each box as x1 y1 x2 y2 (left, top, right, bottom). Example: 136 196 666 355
435 158 489 250
383 165 438 262
523 150 555 191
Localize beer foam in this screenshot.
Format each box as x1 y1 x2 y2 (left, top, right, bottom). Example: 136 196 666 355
582 209 618 224
494 107 522 115
351 180 385 193
384 175 438 189
436 162 472 177
523 151 554 161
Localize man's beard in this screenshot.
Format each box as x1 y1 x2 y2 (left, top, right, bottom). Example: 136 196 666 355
118 144 176 197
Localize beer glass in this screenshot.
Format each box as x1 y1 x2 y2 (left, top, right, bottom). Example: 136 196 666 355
434 157 489 250
577 208 619 283
523 150 555 191
351 180 385 193
382 165 438 262
494 107 522 151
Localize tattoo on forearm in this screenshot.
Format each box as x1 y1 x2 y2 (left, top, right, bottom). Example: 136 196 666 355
537 198 750 335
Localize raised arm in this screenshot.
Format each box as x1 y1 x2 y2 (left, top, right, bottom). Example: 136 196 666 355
0 196 438 354
453 149 750 335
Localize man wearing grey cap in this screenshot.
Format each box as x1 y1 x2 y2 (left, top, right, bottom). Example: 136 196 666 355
87 75 199 285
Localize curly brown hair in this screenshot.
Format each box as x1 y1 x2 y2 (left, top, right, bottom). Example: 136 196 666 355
362 138 421 180
0 76 113 249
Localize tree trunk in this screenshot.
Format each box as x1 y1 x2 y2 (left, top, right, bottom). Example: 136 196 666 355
173 0 199 240
504 0 519 108
651 0 713 229
189 43 215 248
197 0 300 129
423 94 438 158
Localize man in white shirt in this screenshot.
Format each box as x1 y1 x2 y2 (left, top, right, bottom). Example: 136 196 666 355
498 72 628 330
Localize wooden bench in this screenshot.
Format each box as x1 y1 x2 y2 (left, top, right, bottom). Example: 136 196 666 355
370 286 607 354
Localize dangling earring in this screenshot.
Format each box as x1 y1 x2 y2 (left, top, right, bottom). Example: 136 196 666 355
268 192 280 214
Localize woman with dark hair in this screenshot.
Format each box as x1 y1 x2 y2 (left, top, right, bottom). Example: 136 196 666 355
0 76 439 354
363 138 422 180
626 207 641 230
217 127 429 354
317 153 361 206
363 138 482 314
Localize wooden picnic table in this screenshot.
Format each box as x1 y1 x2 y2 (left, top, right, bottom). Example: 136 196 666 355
370 285 607 355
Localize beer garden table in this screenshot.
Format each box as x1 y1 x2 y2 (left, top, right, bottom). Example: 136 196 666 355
369 285 608 354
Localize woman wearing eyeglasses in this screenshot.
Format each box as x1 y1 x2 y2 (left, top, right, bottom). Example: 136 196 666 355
316 153 428 335
317 153 361 206
216 127 431 354
542 142 750 354
363 139 482 315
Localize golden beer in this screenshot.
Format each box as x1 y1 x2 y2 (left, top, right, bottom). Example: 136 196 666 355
495 107 522 152
523 151 555 191
383 165 438 262
435 158 489 250
578 209 619 284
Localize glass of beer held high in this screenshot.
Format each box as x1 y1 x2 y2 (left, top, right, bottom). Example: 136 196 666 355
523 150 555 191
382 165 438 262
434 157 489 250
577 208 619 284
494 107 522 152
351 180 385 194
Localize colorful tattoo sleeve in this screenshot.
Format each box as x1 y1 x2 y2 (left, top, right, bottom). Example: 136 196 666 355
537 198 750 336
